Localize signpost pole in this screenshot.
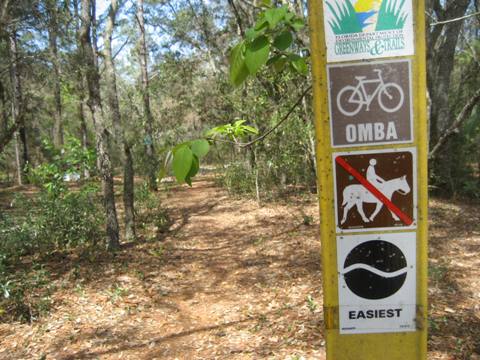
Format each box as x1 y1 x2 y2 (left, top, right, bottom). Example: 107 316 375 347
308 0 428 358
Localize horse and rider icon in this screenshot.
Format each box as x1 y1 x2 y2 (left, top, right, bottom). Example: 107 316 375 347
334 150 416 231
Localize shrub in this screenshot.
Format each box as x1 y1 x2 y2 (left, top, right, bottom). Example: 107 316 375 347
33 186 104 249
0 135 105 256
0 185 103 259
135 182 171 235
220 162 257 196
0 263 55 323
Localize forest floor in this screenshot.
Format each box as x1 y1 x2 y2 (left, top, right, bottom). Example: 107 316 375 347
0 175 479 359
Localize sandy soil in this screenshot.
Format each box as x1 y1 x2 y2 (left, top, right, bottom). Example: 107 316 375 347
0 177 478 359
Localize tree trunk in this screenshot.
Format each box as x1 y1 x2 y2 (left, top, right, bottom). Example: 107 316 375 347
123 145 136 241
0 80 8 135
47 0 63 148
0 77 16 154
90 0 99 69
136 0 157 191
427 0 470 145
478 146 480 188
14 132 22 185
9 29 28 183
79 0 120 250
104 0 136 241
73 0 90 178
79 100 90 178
0 123 18 154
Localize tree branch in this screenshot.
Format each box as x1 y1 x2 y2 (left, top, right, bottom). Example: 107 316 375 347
113 35 130 60
228 0 245 36
429 11 480 26
208 85 312 148
429 87 480 160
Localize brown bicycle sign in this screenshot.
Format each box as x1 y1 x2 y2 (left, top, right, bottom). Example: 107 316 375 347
327 60 413 147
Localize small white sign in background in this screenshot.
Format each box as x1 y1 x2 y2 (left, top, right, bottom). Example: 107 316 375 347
323 0 414 62
337 232 417 334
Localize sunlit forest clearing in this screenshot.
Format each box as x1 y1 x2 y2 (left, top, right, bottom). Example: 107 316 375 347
0 0 479 359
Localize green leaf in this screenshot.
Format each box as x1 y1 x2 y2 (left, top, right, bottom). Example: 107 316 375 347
273 31 293 51
245 28 258 41
267 55 292 72
245 35 270 75
254 16 268 31
185 155 199 186
172 145 193 183
267 54 281 66
190 139 210 159
288 55 308 75
234 119 247 126
285 12 295 22
229 41 249 87
172 141 188 153
273 58 288 72
290 18 305 31
264 7 287 29
205 125 226 138
242 125 259 135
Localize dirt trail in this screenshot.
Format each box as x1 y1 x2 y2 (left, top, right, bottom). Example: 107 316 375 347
0 177 479 359
0 178 325 359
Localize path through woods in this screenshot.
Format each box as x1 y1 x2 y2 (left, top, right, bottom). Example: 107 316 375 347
0 176 479 359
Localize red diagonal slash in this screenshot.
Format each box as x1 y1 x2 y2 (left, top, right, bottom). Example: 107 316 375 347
335 156 413 226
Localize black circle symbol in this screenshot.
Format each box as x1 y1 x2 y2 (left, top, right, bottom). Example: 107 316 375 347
343 240 407 300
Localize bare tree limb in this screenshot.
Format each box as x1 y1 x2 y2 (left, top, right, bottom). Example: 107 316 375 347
228 0 245 36
429 11 480 26
113 35 130 60
429 87 480 160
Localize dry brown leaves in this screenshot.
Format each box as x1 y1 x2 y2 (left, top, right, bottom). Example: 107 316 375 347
0 177 478 359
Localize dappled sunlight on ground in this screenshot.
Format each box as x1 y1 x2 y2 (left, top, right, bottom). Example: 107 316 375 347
0 177 478 359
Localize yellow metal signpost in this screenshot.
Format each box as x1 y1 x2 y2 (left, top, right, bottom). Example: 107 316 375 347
308 0 428 358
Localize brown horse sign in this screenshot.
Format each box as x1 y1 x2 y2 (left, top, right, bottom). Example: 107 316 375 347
333 148 417 233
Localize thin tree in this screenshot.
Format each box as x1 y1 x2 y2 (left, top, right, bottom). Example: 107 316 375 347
136 0 157 191
73 0 90 176
8 28 29 184
104 0 136 241
79 0 120 250
427 0 471 144
46 0 64 147
0 81 8 136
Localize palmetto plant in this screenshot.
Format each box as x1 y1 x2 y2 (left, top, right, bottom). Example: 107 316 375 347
375 0 407 31
325 0 363 35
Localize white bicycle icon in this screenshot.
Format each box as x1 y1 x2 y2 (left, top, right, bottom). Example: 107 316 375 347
336 69 404 116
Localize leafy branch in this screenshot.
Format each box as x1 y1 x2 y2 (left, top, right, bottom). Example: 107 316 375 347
165 3 309 186
206 85 312 148
159 139 210 186
229 3 307 86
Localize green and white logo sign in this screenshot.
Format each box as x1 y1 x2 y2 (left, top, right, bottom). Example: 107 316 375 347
323 0 414 62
